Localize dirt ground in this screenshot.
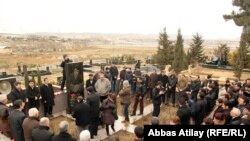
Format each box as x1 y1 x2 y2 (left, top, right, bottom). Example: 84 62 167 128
116 94 152 116
133 105 178 126
50 115 78 139
102 130 135 141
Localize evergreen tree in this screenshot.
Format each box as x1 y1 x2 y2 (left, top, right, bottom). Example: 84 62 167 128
23 65 29 89
37 67 42 86
153 27 174 69
189 33 205 64
186 49 192 65
224 0 250 78
172 29 187 74
234 33 250 78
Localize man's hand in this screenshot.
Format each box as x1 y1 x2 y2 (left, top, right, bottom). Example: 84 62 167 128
139 96 142 100
35 97 38 100
44 101 47 103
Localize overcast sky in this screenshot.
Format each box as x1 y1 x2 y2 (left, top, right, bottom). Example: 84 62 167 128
0 0 242 39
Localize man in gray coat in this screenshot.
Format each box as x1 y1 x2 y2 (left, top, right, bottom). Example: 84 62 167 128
9 99 26 141
95 73 111 103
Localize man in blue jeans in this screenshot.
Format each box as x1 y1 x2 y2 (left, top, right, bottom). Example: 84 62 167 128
118 80 132 123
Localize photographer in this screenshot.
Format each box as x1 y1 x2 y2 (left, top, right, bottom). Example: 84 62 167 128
152 81 164 117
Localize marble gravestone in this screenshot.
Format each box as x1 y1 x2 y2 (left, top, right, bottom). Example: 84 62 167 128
65 62 84 113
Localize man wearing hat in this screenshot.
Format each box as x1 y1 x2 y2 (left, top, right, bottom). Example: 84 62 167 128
118 80 131 123
86 74 96 92
86 86 100 139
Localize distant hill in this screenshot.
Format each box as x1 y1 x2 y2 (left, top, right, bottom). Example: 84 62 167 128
0 32 239 49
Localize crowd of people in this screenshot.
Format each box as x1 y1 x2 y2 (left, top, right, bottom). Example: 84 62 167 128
1 58 250 141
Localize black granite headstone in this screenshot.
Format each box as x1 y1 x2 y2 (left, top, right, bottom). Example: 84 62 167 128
65 62 84 113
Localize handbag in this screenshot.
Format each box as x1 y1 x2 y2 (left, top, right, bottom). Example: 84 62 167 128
112 108 118 120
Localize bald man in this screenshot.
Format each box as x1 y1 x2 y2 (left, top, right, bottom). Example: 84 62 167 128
52 121 76 141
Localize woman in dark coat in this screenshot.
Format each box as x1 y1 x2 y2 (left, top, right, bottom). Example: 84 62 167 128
40 78 55 117
102 93 116 136
26 80 40 110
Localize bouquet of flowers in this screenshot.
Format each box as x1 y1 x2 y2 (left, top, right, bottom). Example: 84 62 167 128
69 93 77 108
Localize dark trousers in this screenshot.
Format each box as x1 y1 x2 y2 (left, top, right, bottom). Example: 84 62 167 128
123 104 130 121
89 117 99 138
60 73 66 90
111 79 117 92
105 124 115 135
44 105 53 116
132 96 144 114
166 88 176 105
28 101 39 110
152 103 160 117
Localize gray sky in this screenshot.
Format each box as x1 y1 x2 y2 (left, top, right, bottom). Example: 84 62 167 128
0 0 242 39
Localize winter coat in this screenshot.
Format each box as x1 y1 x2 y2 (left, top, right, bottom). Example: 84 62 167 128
119 87 131 105
72 102 90 127
26 86 40 108
177 105 191 125
9 109 25 141
31 125 54 141
0 102 11 138
22 117 39 141
52 132 76 141
86 92 100 119
40 84 55 106
8 88 26 103
102 98 116 125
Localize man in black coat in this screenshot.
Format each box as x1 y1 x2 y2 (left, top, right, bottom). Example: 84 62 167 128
60 54 72 90
131 77 145 116
52 121 77 141
167 70 178 107
190 75 201 101
26 80 40 110
110 64 119 92
152 82 164 117
177 97 191 125
72 96 90 135
32 117 54 141
8 81 26 104
40 78 55 117
85 74 96 91
86 86 100 139
193 92 207 125
9 100 26 141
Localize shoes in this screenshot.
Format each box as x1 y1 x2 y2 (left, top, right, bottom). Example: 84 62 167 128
130 114 136 116
137 113 143 116
112 128 116 132
121 120 130 124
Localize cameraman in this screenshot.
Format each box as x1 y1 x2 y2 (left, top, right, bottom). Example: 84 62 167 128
152 81 164 117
